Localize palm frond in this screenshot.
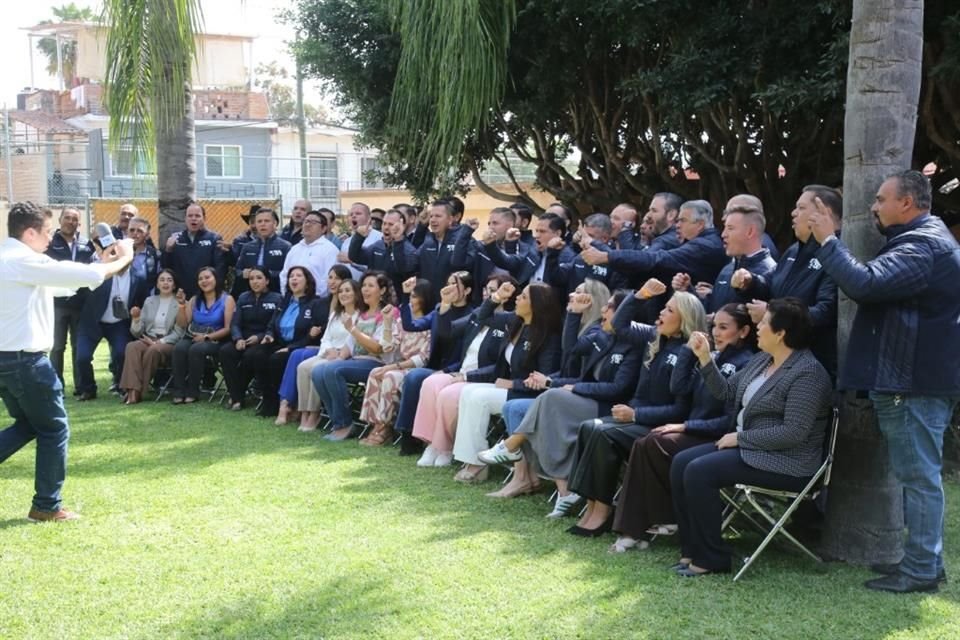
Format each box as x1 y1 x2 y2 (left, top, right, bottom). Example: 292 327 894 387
387 0 515 191
101 0 203 174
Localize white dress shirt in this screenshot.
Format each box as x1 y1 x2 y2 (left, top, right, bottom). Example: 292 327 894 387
0 238 105 352
280 236 340 297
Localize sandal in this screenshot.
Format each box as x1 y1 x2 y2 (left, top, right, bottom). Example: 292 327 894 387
486 481 541 498
359 426 394 447
183 397 197 405
453 465 489 484
172 397 184 405
609 536 650 554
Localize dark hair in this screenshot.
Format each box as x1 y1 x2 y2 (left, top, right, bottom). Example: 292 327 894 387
305 210 329 227
715 303 757 351
767 297 813 350
448 270 474 292
156 268 179 290
7 201 50 239
538 212 567 237
802 185 843 220
333 279 365 315
286 266 317 299
317 208 336 226
194 266 224 307
510 202 533 223
255 208 280 224
444 196 465 217
547 202 575 222
430 200 455 217
246 265 270 288
362 270 397 307
888 169 932 211
609 289 630 310
654 192 684 215
328 264 352 284
489 207 517 225
485 273 519 310
410 278 435 315
513 282 562 368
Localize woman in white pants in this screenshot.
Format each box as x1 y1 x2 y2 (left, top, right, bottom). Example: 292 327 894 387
451 281 562 483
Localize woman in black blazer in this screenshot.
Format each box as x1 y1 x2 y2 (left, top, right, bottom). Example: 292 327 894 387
250 266 326 417
450 281 562 483
670 297 833 576
610 302 756 552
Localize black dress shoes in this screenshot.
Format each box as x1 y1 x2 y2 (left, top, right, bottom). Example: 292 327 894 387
865 572 941 594
870 563 947 584
397 432 424 456
566 516 613 538
77 391 97 401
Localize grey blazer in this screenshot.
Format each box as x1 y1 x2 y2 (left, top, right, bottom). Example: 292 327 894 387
702 348 832 477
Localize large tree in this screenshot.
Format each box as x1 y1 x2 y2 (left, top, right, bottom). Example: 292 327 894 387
293 0 958 241
820 0 925 565
101 0 202 242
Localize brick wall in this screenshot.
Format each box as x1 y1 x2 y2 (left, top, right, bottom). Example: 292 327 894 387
194 90 270 121
0 154 48 204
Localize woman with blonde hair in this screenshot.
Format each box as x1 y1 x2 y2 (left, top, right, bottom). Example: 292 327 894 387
564 281 707 535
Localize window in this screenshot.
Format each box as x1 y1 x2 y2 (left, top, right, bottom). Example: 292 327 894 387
111 148 151 177
205 144 242 179
308 156 338 198
360 156 383 189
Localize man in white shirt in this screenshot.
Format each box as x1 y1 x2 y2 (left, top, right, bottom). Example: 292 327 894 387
279 210 339 297
0 202 133 522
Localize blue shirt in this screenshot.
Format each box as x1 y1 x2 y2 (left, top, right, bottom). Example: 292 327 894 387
279 300 300 343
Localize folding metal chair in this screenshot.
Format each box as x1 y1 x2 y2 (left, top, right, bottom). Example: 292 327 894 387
721 407 840 581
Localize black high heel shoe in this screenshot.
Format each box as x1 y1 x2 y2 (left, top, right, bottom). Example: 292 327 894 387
566 514 614 538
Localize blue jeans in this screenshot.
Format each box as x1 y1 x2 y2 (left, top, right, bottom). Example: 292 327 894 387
278 347 319 404
393 367 434 433
312 358 381 428
0 352 70 512
871 392 959 580
75 320 131 393
503 398 534 434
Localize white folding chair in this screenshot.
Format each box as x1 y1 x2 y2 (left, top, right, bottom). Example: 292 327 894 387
721 407 840 581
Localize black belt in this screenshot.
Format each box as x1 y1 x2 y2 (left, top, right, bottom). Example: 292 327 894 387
0 351 46 361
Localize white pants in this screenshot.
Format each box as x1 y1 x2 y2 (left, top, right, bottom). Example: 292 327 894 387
453 383 508 465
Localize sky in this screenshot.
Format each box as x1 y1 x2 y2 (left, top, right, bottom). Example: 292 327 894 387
0 0 330 110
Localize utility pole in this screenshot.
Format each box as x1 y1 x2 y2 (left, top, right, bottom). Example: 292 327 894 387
295 31 309 199
3 106 14 205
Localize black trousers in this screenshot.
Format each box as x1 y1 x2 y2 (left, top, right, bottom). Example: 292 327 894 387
567 418 651 505
51 304 82 391
171 338 222 399
670 443 810 572
220 342 275 406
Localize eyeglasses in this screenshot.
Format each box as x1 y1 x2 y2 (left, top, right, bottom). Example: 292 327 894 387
302 218 325 226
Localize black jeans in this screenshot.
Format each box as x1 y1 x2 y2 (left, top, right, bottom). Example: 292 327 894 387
567 418 651 504
670 443 810 572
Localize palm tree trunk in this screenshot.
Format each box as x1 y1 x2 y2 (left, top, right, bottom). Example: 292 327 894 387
156 81 196 243
820 0 924 564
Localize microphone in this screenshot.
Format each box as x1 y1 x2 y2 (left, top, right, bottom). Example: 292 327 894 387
94 222 116 249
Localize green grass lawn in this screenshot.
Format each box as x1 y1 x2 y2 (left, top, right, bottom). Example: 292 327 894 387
1 358 958 639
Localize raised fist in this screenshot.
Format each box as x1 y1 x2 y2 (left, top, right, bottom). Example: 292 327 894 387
402 277 417 294
638 278 667 299
493 281 516 303
672 273 691 292
687 331 712 364
505 228 522 243
129 306 141 319
731 268 752 290
465 217 480 230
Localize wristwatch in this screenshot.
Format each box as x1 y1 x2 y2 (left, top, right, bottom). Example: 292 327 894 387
544 377 552 388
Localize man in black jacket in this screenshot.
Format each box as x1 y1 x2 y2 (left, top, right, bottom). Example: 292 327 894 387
233 208 292 296
472 207 531 303
811 170 960 594
45 207 96 392
416 200 476 300
280 199 309 245
162 202 226 298
348 209 418 299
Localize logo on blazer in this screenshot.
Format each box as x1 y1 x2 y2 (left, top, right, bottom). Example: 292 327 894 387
198 240 212 247
445 244 455 252
720 363 738 376
491 328 506 338
304 309 313 319
269 249 284 257
592 265 608 277
808 258 822 271
610 353 624 365
666 353 678 367
263 303 277 310
522 340 531 351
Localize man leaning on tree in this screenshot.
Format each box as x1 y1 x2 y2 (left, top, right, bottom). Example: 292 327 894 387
810 169 960 594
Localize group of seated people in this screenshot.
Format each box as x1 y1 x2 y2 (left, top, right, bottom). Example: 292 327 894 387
66 186 844 577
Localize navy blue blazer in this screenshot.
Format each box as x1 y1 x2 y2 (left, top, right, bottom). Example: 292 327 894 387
265 293 327 349
670 344 754 439
233 234 292 296
231 290 283 341
607 228 727 290
162 228 226 298
416 225 476 300
550 313 643 415
545 240 616 295
703 249 778 313
483 241 576 286
46 231 96 309
79 269 150 334
440 300 509 373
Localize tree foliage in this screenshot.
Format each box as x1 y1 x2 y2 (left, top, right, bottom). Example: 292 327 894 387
35 3 96 85
292 0 960 238
254 61 330 127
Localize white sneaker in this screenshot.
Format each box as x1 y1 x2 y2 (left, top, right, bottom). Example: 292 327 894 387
478 440 523 465
417 445 439 467
433 452 454 467
546 492 583 519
